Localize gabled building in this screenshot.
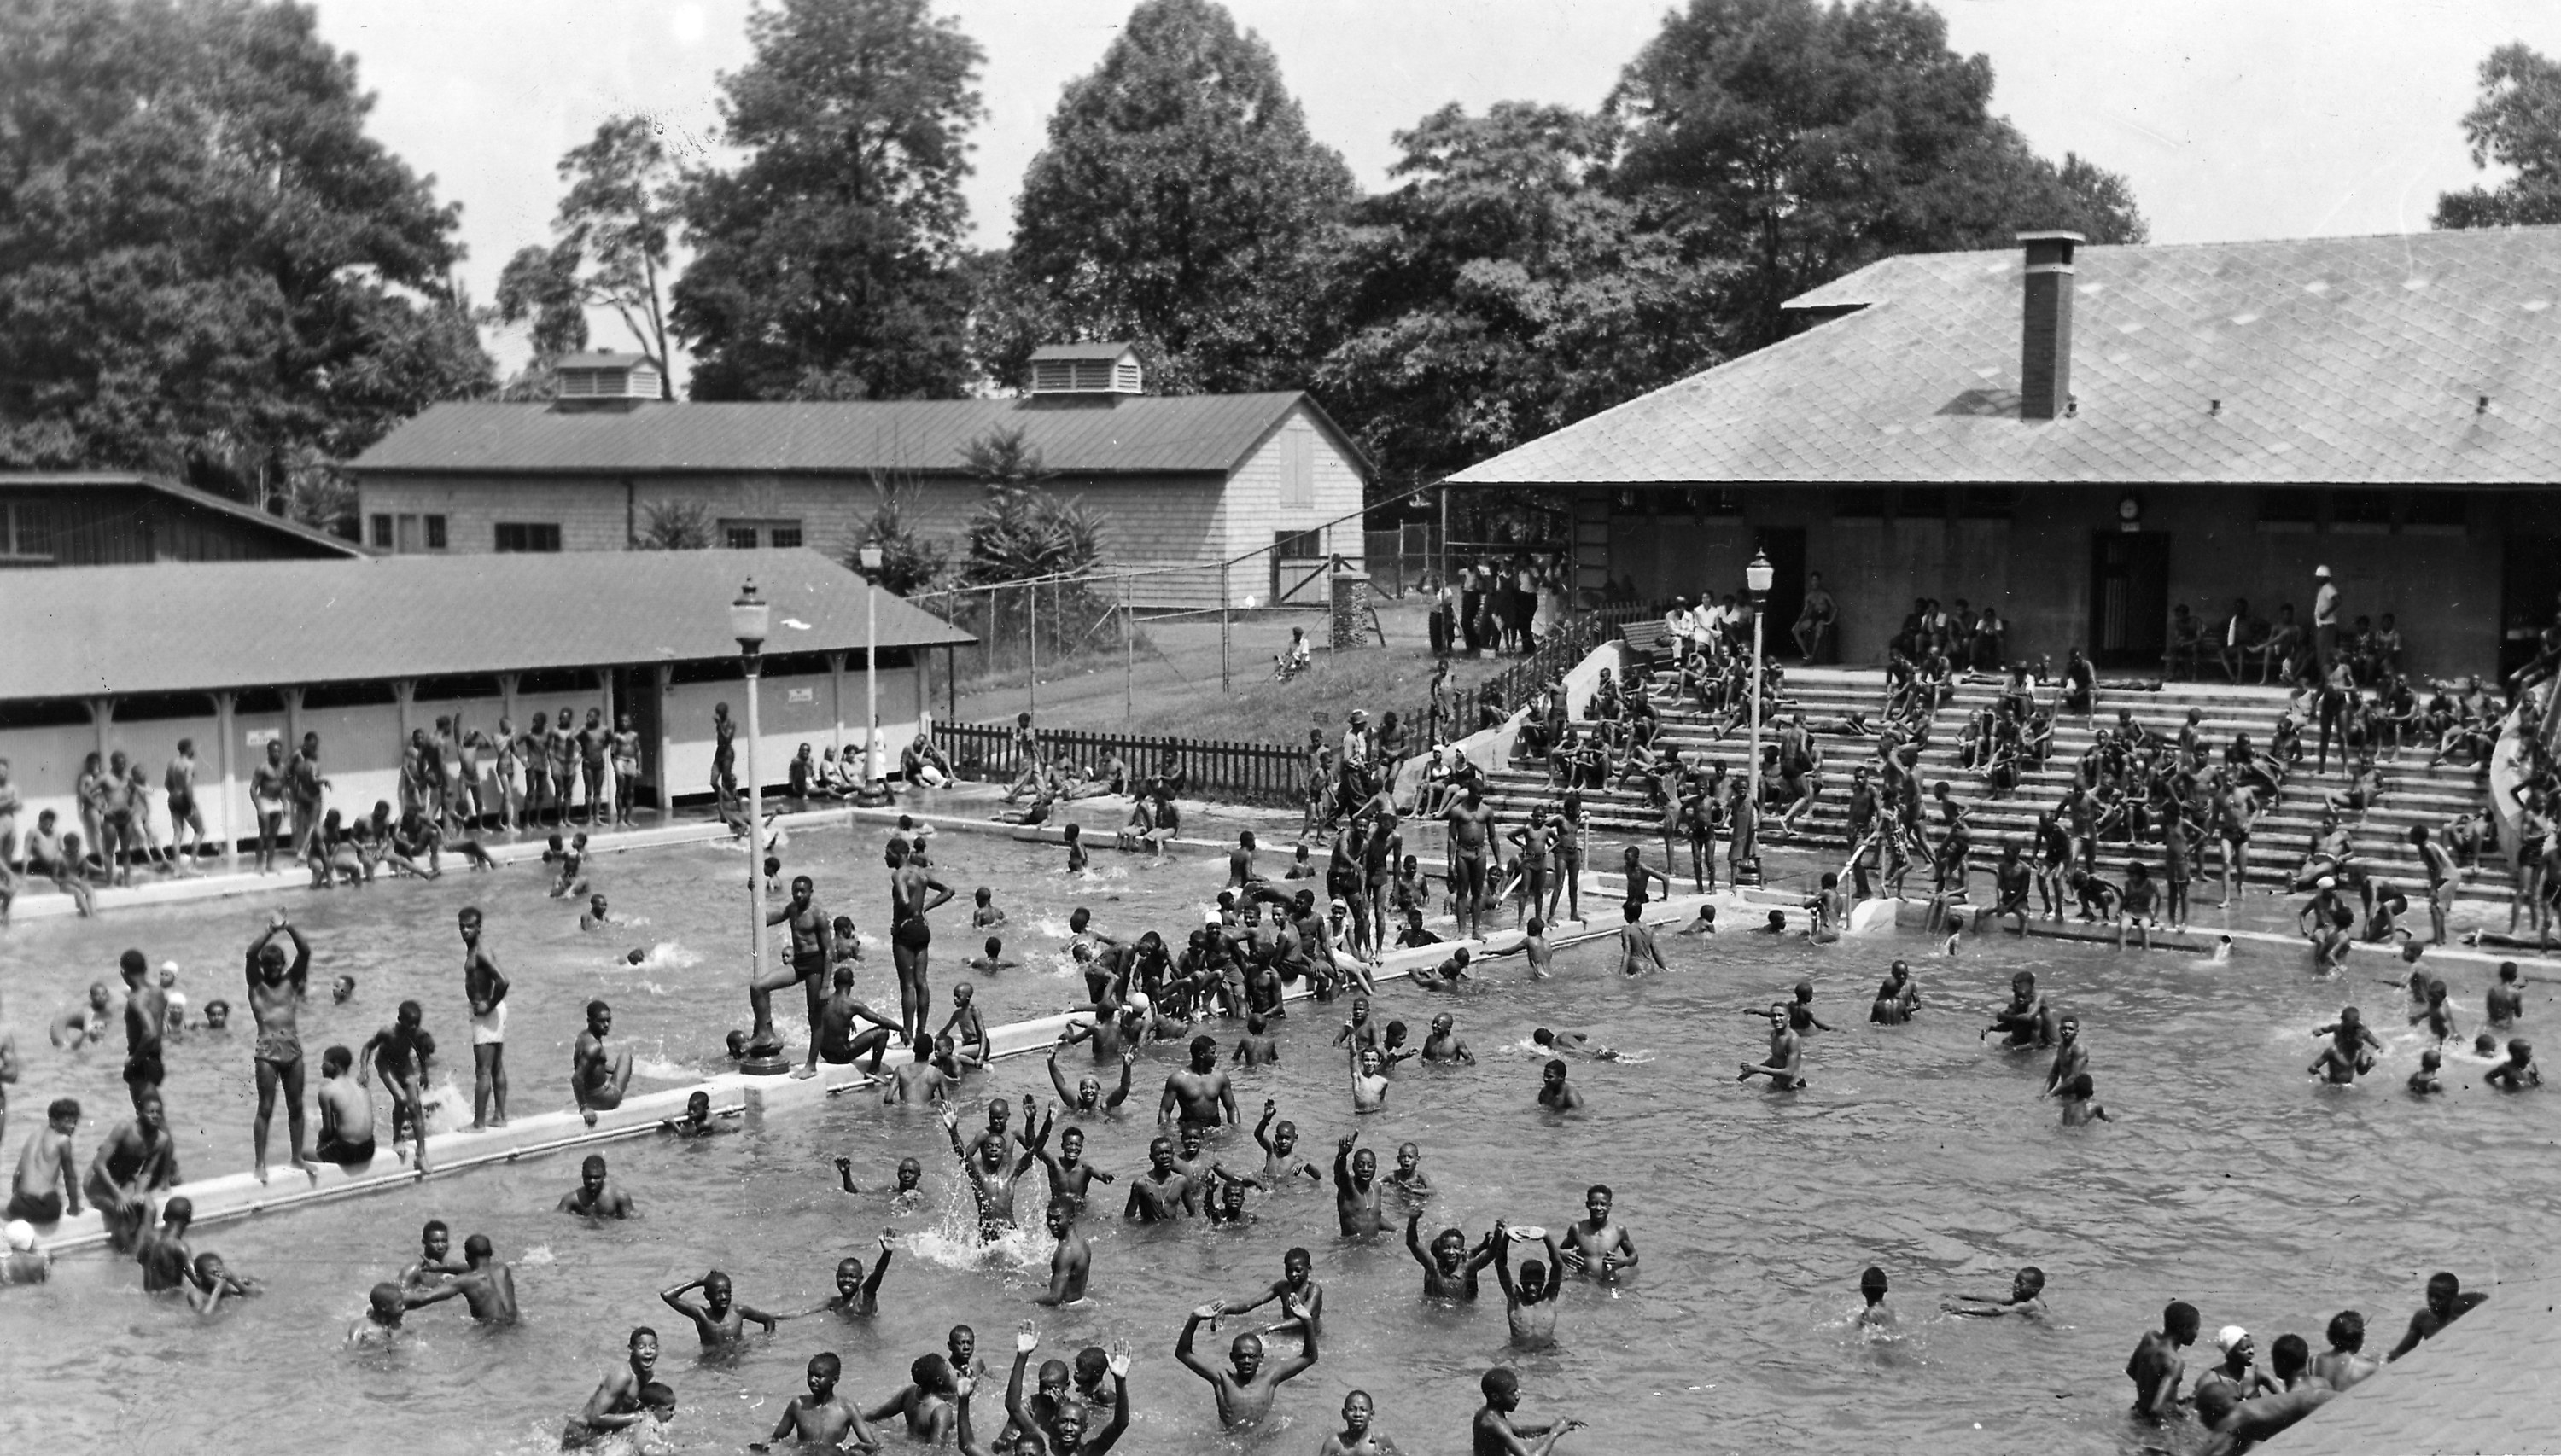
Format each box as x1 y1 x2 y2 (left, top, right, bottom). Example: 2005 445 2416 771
349 345 1370 607
0 471 365 567
1449 227 2561 678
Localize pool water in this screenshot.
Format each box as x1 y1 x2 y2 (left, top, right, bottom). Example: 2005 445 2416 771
2 817 2555 1456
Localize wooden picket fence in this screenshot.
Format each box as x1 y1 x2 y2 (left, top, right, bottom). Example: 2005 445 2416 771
935 723 1308 806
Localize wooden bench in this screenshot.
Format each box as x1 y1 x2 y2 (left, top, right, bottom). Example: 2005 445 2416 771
1619 620 1677 673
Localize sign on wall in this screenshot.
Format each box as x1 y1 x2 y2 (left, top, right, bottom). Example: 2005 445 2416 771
785 687 816 705
245 727 281 748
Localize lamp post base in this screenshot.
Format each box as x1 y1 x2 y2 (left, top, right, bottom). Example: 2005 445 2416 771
735 1051 794 1077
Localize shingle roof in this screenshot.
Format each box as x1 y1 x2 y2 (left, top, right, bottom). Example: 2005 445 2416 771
0 471 367 557
0 547 971 702
2265 1285 2561 1453
353 391 1368 479
1449 227 2561 486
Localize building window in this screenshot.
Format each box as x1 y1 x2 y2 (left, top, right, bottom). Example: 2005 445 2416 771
1275 528 1322 559
370 514 394 549
1276 425 1314 510
425 515 447 550
495 521 563 552
717 518 804 550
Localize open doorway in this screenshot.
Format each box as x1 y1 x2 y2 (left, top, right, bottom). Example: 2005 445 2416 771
2502 534 2561 679
612 667 663 808
2089 533 2169 668
1755 527 1808 659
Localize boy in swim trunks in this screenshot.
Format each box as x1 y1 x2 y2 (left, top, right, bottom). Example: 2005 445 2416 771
245 915 321 1184
8 1098 81 1224
459 907 510 1130
572 1000 636 1126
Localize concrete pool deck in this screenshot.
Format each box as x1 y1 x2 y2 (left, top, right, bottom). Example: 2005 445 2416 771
2261 1279 2561 1453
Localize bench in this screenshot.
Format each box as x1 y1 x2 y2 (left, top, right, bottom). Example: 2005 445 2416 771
1619 620 1677 673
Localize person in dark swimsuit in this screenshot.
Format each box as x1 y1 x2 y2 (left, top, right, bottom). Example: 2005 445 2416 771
890 849 955 1051
313 1046 377 1168
710 702 738 814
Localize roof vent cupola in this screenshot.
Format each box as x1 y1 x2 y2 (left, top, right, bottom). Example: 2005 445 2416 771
1028 342 1143 399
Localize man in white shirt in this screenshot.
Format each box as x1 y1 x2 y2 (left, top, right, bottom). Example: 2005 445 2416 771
2312 565 2340 678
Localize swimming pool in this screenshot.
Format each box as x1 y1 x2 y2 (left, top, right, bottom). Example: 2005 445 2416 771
0 811 2551 1455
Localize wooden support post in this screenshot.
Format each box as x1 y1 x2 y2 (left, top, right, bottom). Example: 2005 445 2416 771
828 650 848 758
215 690 239 872
652 664 675 810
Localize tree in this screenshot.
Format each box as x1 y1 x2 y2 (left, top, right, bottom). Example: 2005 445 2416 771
492 114 681 395
633 498 712 550
671 0 984 403
848 474 948 594
0 0 492 499
1316 102 1728 492
995 0 1357 393
959 428 1102 583
2435 43 2561 230
1607 0 2145 350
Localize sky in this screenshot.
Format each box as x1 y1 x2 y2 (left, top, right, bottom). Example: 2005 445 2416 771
303 0 2561 386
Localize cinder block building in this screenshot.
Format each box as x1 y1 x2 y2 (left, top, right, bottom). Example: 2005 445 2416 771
350 346 1370 608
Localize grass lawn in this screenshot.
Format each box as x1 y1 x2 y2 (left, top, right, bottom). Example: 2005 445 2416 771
943 597 1527 744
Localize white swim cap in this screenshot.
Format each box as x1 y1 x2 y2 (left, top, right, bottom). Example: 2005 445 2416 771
160 959 180 976
2215 1325 2249 1354
1126 993 1152 1016
2316 877 2336 891
3 1220 32 1251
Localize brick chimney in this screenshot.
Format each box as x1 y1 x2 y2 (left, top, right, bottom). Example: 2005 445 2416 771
2017 231 2083 422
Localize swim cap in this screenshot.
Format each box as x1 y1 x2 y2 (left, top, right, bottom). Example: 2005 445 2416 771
160 960 180 976
2215 1325 2249 1354
1126 993 1152 1016
3 1220 32 1251
1204 911 1221 926
2316 877 2336 890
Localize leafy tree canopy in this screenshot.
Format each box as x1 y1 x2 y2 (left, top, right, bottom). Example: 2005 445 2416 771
672 0 985 403
1608 0 2145 349
2435 42 2561 230
1317 102 1727 491
995 0 1356 393
0 0 491 500
493 114 681 396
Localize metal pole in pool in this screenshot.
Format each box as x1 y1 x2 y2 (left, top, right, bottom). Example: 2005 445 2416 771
861 544 882 784
1744 548 1774 888
731 580 785 1075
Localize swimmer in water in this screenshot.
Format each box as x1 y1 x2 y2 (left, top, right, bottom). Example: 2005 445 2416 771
1249 1103 1324 1186
330 975 356 1005
837 1155 926 1203
579 894 613 931
2407 1048 2444 1094
2058 1072 2111 1125
1536 1058 1583 1111
1531 1028 1619 1061
1557 1184 1636 1278
656 1092 724 1139
1405 1208 1493 1300
2308 1007 2383 1084
1473 1367 1582 1456
658 1268 780 1349
567 1327 660 1449
1617 900 1667 976
1944 1267 2047 1319
1348 1045 1391 1112
2042 1016 2087 1095
965 936 1018 973
1870 961 1921 1026
789 1231 898 1321
1678 905 1718 936
1491 1220 1564 1350
1314 1389 1396 1456
762 1351 877 1451
1737 1003 1805 1089
2486 1038 2541 1091
1856 1266 1895 1329
557 1153 633 1218
970 887 1006 929
347 1281 406 1347
1176 1296 1321 1430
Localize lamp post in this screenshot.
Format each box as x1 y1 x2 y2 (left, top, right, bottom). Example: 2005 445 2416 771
732 579 786 1075
860 544 883 788
1742 549 1774 888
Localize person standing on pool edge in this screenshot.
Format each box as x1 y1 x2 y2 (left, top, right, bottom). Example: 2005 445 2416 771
244 913 322 1185
458 907 509 1130
889 847 955 1051
1444 783 1498 942
748 874 835 1074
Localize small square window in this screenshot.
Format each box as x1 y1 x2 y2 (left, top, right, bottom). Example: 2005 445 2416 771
770 524 802 550
370 514 394 550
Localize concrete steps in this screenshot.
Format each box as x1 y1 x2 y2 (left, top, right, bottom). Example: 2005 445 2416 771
1494 664 2513 903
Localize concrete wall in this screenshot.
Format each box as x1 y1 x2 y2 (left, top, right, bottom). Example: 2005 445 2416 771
1602 484 2525 679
